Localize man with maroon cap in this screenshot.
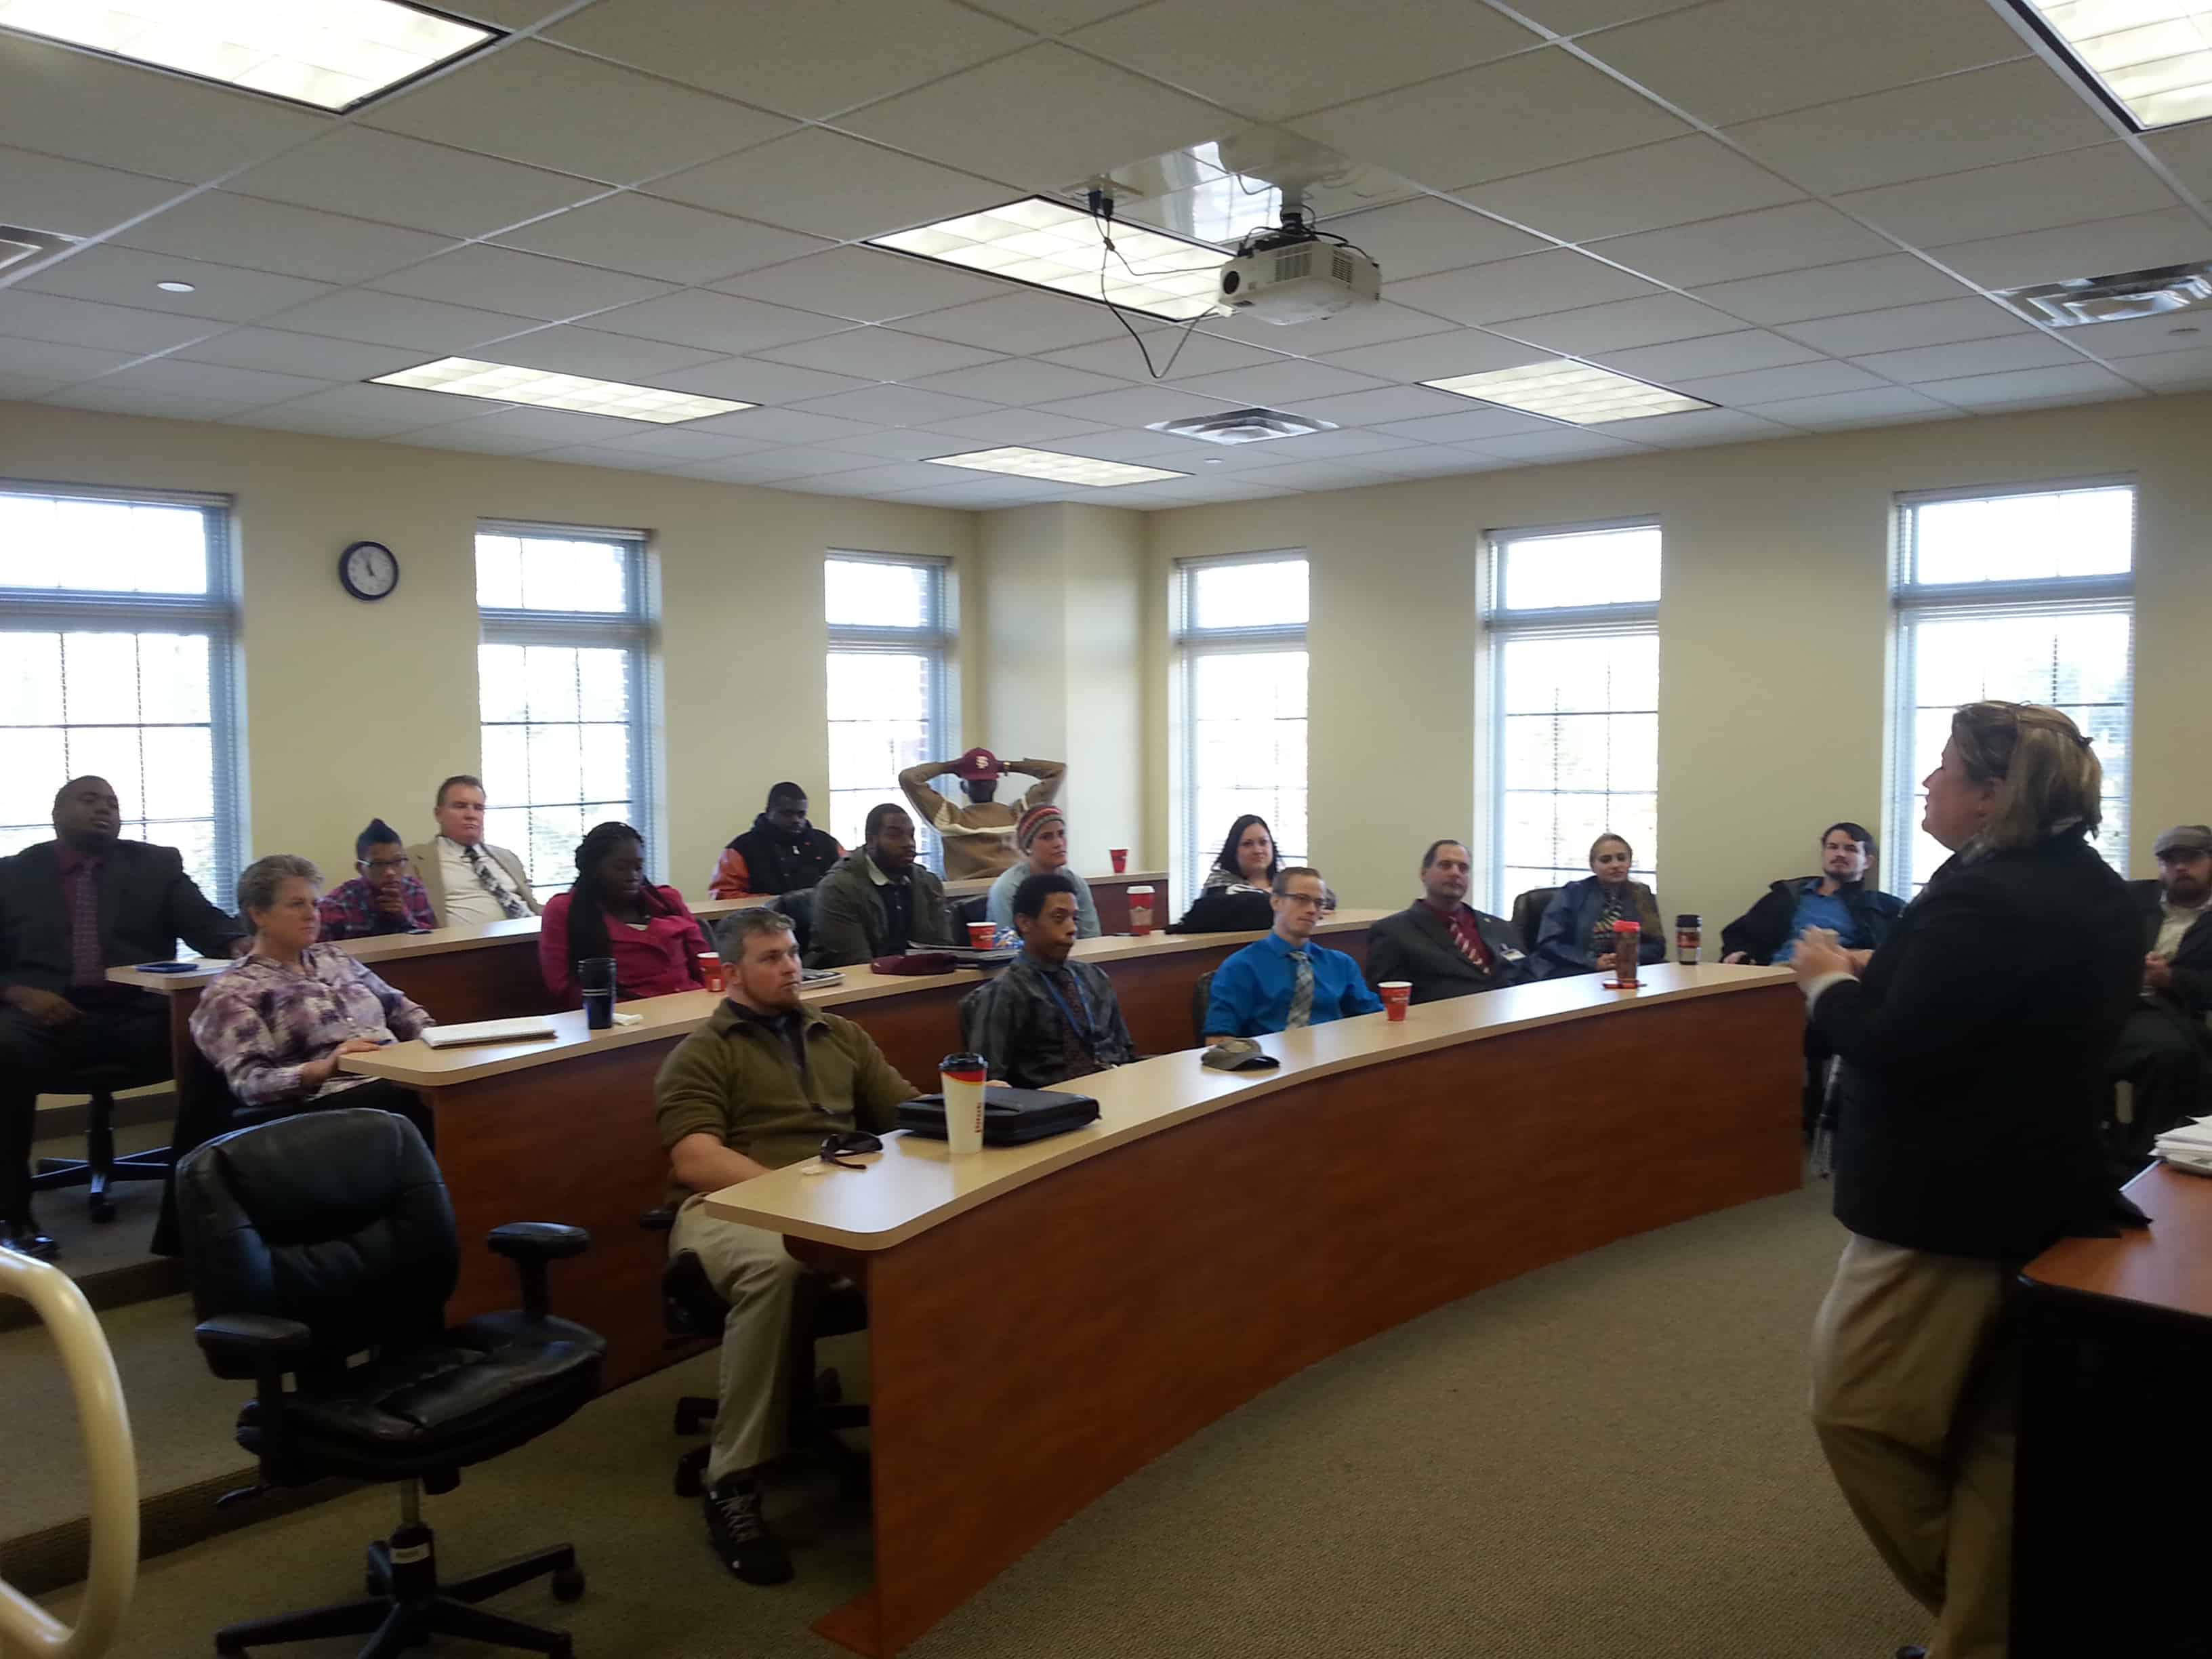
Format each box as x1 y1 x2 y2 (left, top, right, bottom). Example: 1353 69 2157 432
898 748 1065 882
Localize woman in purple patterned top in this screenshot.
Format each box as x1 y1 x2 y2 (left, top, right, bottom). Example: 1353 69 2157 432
190 855 436 1116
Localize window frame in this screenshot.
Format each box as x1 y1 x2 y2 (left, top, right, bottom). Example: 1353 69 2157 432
1885 476 2135 892
474 518 658 887
1170 549 1312 907
824 551 954 867
0 476 244 904
1481 516 1663 916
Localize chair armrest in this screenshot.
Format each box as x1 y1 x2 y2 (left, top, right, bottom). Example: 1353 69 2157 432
194 1312 312 1365
486 1222 590 1320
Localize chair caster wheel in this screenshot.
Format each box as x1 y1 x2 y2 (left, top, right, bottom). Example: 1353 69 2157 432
89 1197 116 1224
553 1565 586 1602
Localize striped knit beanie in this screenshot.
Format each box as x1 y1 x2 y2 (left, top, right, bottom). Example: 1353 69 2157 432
1016 804 1065 851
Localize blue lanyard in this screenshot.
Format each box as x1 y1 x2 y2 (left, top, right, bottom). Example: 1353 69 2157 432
1036 965 1101 1059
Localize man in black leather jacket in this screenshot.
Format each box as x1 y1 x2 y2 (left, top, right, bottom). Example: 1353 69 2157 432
2106 823 2212 1171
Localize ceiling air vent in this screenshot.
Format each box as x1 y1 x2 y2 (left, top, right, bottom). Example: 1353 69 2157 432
0 224 77 276
1994 261 2212 327
1144 406 1339 445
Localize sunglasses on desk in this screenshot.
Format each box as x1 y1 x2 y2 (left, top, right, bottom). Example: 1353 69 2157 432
819 1130 884 1170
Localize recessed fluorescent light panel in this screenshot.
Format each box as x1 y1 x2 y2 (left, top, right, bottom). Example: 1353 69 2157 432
869 197 1228 322
0 0 498 112
2007 1 2212 129
924 447 1191 487
1424 360 1712 425
371 359 754 424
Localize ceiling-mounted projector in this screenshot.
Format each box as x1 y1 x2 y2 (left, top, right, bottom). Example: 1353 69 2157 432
1218 233 1382 325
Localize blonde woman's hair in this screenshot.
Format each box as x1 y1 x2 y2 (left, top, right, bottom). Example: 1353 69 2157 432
1949 701 2102 852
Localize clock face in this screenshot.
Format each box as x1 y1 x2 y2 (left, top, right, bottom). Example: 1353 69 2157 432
340 540 399 600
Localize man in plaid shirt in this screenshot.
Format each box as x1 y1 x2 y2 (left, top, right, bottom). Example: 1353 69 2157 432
316 819 435 940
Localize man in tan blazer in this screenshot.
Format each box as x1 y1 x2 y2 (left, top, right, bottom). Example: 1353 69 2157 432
405 775 540 927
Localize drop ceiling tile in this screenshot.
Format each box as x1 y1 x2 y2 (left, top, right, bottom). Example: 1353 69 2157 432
897 291 1130 354
1671 359 1887 405
1316 327 1553 382
731 447 894 480
675 407 891 444
367 246 675 321
549 0 1033 119
1592 329 1822 381
1452 134 1802 245
99 356 334 403
1779 296 2027 356
897 358 1134 405
1931 209 2212 291
708 248 1009 321
1849 333 2083 384
0 371 64 400
1017 429 1201 461
248 383 500 430
648 129 1017 241
254 290 537 353
1347 443 1504 474
496 196 830 285
0 146 188 241
0 337 140 382
1204 301 1459 359
0 291 222 354
917 408 1120 445
220 406 419 439
1219 459 1400 491
1836 144 2180 249
1494 293 1740 355
750 327 1008 380
1469 428 1649 460
2053 314 2212 359
821 428 987 459
584 291 849 354
1917 363 2139 409
844 45 1231 191
116 194 457 285
389 419 566 455
965 0 1146 31
2116 346 2212 387
650 357 877 403
1212 429 1416 462
42 384 249 420
1742 386 1960 426
1591 202 1894 289
787 386 1008 426
1579 0 2026 128
1723 60 2113 197
1029 384 1244 424
1041 330 1286 380
1514 0 1708 30
1286 384 1477 424
0 30 330 182
1169 359 1391 405
1389 249 1660 327
362 41 793 186
582 426 777 459
1370 407 1565 442
1318 197 1550 281
789 461 987 494
472 325 728 380
228 129 605 240
527 445 673 472
18 247 333 325
419 406 657 445
1694 254 1976 326
1291 47 1687 190
2144 125 2212 200
1068 0 1537 123
1594 407 1795 446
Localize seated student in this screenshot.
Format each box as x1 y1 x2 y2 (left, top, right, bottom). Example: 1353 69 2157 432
984 805 1099 939
962 872 1136 1088
1533 834 1667 979
316 818 436 940
1204 867 1381 1040
808 804 957 968
405 774 540 926
655 906 918 1585
1174 813 1334 931
539 821 710 1005
1720 821 1904 965
708 782 842 899
0 775 246 1259
1366 839 1531 1004
188 855 435 1135
2107 823 2212 1171
898 748 1065 882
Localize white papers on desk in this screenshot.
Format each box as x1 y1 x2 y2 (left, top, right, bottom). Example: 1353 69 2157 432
420 1016 558 1048
2153 1116 2212 1174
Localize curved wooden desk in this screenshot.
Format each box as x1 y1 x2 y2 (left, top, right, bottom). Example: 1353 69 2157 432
703 964 1801 1658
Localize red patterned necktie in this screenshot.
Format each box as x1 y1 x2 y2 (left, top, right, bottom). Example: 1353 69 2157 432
67 859 103 986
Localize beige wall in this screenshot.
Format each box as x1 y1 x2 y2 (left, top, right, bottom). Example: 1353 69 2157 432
0 400 977 898
1144 392 2212 936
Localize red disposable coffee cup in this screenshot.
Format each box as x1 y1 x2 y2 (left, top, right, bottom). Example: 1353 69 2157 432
1378 980 1412 1022
1126 884 1155 935
1109 848 1128 874
967 921 997 949
697 952 725 994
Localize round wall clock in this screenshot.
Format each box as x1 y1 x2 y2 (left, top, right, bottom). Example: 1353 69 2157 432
339 539 400 601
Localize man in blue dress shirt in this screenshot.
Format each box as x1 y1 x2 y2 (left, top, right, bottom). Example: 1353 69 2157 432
1204 866 1381 1041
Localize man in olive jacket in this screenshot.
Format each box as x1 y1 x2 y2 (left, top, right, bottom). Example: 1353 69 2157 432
656 905 916 1587
807 802 957 968
1366 839 1531 1004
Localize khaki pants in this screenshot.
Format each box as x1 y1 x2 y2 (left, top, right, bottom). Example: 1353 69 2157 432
670 1195 805 1486
1809 1233 2019 1659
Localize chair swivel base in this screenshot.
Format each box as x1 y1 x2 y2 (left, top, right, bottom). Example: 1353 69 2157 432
213 1521 583 1658
33 1147 171 1223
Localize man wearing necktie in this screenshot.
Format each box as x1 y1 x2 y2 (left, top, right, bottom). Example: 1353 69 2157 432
1203 866 1381 1041
405 775 541 928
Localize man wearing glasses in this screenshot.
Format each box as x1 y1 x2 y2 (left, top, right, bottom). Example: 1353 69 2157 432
1204 866 1381 1041
315 819 436 939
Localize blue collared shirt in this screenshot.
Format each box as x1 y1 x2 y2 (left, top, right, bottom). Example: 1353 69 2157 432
1204 930 1383 1038
1772 882 1856 965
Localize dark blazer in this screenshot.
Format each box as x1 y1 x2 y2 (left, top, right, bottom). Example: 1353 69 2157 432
2131 878 2212 1022
0 838 243 992
1812 831 2140 1260
1366 901 1532 1004
1719 877 1906 965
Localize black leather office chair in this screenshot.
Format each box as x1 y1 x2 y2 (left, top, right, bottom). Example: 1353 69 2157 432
31 1060 172 1222
639 1205 869 1499
770 888 815 956
950 895 989 930
1510 887 1561 962
1191 968 1217 1046
176 1108 604 1658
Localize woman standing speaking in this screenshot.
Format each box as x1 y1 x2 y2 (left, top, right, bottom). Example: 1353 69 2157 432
1790 701 2139 1659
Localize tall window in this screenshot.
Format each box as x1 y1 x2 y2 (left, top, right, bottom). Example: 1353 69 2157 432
1484 522 1661 914
0 483 241 904
1172 553 1309 905
825 554 952 861
475 522 655 893
1889 480 2133 892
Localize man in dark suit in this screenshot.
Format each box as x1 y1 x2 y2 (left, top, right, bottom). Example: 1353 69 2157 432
1366 839 1532 1004
0 776 245 1257
2108 823 2212 1173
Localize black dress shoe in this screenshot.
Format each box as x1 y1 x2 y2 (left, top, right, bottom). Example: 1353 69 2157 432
703 1475 792 1585
0 1215 58 1261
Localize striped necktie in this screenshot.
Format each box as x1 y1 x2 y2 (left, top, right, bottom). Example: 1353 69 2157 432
465 843 530 920
1286 949 1314 1029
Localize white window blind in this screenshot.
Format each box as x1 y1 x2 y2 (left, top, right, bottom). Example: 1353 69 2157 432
825 554 951 863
